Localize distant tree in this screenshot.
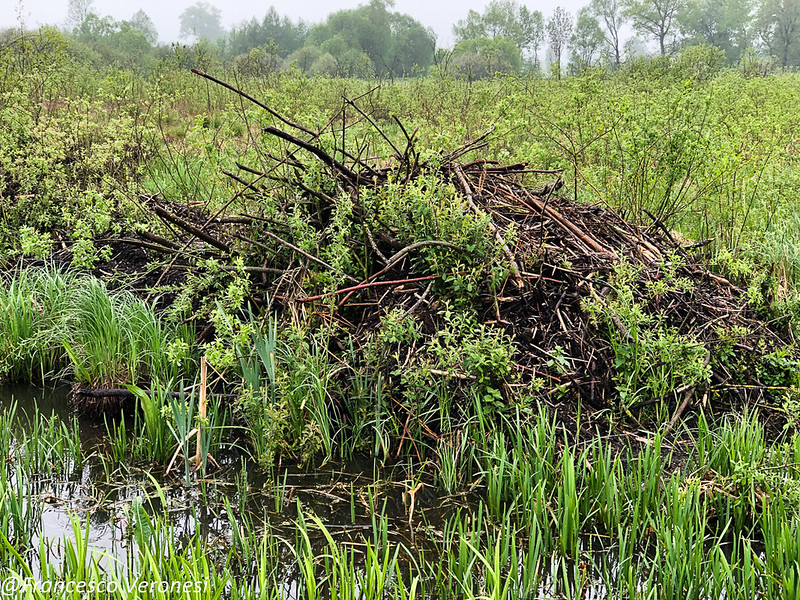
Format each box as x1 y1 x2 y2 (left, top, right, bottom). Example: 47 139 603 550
756 0 800 66
317 33 372 76
227 7 307 58
679 0 753 62
72 11 155 70
569 8 606 70
67 0 94 30
113 20 154 55
453 0 544 67
304 0 435 78
590 0 627 67
179 2 225 42
452 35 523 78
283 46 320 72
232 44 282 76
76 13 115 41
547 7 573 78
130 9 158 45
310 52 339 76
623 0 685 54
388 13 437 75
306 34 374 77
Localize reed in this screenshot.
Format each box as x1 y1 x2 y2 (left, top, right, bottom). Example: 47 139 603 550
104 414 128 463
128 381 175 463
63 277 192 387
556 447 580 559
0 463 40 554
0 265 73 382
165 385 197 485
17 409 82 475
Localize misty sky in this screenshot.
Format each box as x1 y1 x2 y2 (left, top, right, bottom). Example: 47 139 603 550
4 0 590 48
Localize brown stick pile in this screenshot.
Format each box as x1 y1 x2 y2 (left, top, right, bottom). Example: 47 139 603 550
107 71 795 426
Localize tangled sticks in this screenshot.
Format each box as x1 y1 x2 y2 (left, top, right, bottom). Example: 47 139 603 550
447 163 786 416
131 70 795 429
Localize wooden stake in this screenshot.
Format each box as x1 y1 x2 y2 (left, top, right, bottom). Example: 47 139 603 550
195 356 207 468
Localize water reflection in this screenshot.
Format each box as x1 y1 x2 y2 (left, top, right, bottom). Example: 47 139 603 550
0 383 458 572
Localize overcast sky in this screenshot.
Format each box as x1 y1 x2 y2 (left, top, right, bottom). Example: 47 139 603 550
4 0 590 48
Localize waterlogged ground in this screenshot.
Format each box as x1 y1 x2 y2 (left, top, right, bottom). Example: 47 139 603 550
0 387 625 600
1 385 798 599
0 384 473 576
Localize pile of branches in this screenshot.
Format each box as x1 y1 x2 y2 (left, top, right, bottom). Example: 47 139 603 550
113 70 795 427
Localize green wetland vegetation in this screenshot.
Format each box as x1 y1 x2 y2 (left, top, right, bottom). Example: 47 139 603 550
2 26 800 599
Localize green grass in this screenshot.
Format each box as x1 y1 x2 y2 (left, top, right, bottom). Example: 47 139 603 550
0 266 74 382
0 267 195 389
0 397 796 598
63 276 193 387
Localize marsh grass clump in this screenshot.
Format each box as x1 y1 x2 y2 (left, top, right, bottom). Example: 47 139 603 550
236 321 349 467
0 266 74 382
0 267 194 392
63 277 192 388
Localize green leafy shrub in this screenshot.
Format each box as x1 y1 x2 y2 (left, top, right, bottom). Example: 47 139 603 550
585 261 711 411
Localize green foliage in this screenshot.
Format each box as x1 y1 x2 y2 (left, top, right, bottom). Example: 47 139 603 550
226 7 307 60
127 382 176 463
613 325 710 408
236 318 343 467
18 227 51 259
0 267 192 387
679 0 752 63
374 171 499 297
453 0 544 70
451 36 524 78
623 0 683 55
237 317 285 467
164 388 196 485
197 267 254 372
569 8 606 71
0 30 153 260
756 347 800 388
73 12 156 71
376 308 422 346
673 43 727 81
585 261 711 410
392 306 517 414
303 0 435 78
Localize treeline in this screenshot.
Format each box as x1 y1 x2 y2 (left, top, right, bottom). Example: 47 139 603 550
43 0 434 78
454 0 799 74
13 0 800 78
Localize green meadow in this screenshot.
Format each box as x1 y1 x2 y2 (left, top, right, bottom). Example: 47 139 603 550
1 25 800 598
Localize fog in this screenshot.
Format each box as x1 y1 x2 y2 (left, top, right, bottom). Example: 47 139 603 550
4 0 590 47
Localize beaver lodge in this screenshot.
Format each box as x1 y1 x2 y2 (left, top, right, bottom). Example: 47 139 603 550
72 69 796 446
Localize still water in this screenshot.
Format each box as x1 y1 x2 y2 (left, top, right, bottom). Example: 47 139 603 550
0 383 465 570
